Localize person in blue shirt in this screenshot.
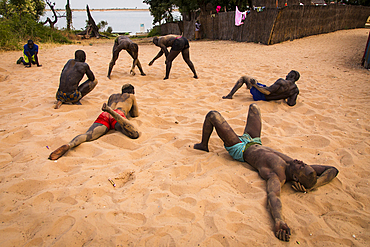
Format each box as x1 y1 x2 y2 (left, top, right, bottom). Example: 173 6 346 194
16 40 42 67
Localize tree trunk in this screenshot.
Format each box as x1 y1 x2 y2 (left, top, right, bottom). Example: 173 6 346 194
77 5 108 38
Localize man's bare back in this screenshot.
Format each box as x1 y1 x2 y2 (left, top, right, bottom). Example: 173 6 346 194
55 50 97 109
107 36 145 78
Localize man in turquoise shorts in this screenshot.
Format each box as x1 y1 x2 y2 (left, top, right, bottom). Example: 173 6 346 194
194 103 339 242
222 70 300 106
16 40 42 67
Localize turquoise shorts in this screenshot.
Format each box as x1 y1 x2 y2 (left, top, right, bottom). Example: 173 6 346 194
224 134 262 162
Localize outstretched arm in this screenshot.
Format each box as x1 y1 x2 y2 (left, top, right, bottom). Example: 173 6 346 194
266 174 291 242
292 165 339 192
149 50 164 65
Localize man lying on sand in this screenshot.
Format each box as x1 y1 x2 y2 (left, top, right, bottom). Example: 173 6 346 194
54 50 98 109
223 70 300 106
49 84 139 160
107 35 146 79
149 34 198 80
194 103 339 241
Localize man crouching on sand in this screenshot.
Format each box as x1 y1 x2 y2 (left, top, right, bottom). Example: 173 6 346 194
49 84 139 160
54 50 98 109
194 103 339 241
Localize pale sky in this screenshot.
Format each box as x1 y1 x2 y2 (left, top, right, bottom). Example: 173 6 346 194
53 0 149 9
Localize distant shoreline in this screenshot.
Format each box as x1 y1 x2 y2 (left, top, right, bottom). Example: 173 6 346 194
47 8 150 12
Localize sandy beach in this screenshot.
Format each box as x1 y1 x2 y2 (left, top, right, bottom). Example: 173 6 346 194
0 29 369 246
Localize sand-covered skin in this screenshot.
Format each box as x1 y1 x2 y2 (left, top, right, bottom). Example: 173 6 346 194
0 29 369 246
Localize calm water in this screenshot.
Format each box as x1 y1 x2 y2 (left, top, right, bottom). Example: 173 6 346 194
42 10 180 34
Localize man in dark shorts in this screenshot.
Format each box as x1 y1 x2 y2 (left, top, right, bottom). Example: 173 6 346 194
16 40 42 67
49 84 139 160
194 103 339 241
55 50 98 109
149 34 198 80
222 70 300 106
107 35 146 79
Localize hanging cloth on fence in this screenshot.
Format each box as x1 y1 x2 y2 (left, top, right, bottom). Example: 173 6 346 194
235 6 248 26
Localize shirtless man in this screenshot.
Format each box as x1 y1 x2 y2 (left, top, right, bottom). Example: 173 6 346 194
55 50 98 109
148 34 198 80
107 35 146 79
223 70 300 106
49 84 139 160
194 104 339 241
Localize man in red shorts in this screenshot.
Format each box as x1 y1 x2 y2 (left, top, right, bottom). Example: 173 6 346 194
48 84 139 160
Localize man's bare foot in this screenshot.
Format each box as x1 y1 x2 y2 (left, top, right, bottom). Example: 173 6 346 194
222 95 232 99
163 77 169 80
130 70 136 76
194 75 198 79
54 100 63 109
48 144 70 160
194 143 209 152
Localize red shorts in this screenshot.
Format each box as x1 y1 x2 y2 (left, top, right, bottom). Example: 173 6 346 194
94 109 126 130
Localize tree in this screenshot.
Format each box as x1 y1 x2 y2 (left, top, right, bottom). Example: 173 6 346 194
143 0 177 24
0 0 45 20
66 0 72 30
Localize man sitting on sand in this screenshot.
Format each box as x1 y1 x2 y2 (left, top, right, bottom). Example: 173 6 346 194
107 35 146 79
16 40 42 67
149 34 198 80
55 50 98 109
49 84 139 160
194 103 338 241
222 70 300 106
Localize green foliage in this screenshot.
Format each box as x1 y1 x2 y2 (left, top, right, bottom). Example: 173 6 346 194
106 26 113 34
0 0 45 20
97 20 108 31
147 25 161 37
143 0 176 25
0 14 71 51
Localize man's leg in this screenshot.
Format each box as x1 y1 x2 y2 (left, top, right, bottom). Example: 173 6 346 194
49 123 108 160
101 103 139 139
194 110 241 152
78 79 98 98
243 103 262 138
127 50 146 76
223 76 253 99
164 50 181 80
107 49 119 79
181 49 198 79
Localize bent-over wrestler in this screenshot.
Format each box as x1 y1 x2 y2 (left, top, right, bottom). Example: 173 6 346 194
149 34 198 80
107 35 146 79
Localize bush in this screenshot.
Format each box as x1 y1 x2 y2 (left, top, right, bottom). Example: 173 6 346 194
0 15 72 51
147 25 161 37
